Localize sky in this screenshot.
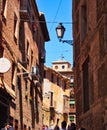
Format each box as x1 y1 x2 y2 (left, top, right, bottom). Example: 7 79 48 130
36 0 73 67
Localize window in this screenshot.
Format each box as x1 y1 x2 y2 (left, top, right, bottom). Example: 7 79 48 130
50 92 53 107
70 76 74 83
44 70 46 78
27 41 30 56
14 13 18 43
57 77 59 85
2 0 7 18
64 81 66 89
62 65 65 69
75 11 79 34
75 34 80 59
30 85 33 103
55 65 58 69
70 100 75 109
63 95 68 108
70 83 74 88
25 80 28 100
17 76 21 90
70 93 75 98
81 5 87 41
26 40 30 64
82 57 89 112
12 62 17 90
70 115 75 122
51 73 54 82
31 50 33 64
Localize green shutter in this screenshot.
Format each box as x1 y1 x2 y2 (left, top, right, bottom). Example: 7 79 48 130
70 100 75 104
70 83 74 87
70 116 74 121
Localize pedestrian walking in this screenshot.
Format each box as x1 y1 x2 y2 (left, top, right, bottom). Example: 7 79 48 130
1 123 10 130
9 123 14 130
67 123 76 130
54 125 60 130
61 120 67 130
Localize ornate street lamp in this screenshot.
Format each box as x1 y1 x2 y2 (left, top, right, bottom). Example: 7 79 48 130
56 23 73 46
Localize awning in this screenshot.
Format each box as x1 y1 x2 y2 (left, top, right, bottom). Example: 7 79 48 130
0 78 16 99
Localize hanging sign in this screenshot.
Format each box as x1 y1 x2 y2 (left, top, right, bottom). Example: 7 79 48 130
0 57 11 73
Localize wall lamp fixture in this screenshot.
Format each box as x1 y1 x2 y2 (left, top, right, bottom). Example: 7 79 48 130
56 23 73 46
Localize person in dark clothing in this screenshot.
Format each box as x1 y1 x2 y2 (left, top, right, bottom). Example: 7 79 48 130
61 120 67 130
54 125 60 130
1 123 10 130
68 123 76 130
9 123 14 130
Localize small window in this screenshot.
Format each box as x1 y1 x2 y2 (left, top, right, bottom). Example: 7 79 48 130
2 0 7 18
70 100 75 105
44 70 46 78
64 81 66 89
31 50 33 64
14 13 18 43
51 73 54 82
62 65 65 69
70 116 75 121
55 65 58 69
70 104 75 109
57 77 59 85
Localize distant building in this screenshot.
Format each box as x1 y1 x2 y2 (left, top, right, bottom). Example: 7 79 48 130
42 60 76 128
43 65 70 128
52 60 76 123
73 0 107 129
0 0 49 129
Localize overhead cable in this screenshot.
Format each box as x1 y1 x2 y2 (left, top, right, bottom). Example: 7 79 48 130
49 0 63 32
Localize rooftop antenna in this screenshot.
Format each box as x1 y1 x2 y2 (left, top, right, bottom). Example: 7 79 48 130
61 54 64 60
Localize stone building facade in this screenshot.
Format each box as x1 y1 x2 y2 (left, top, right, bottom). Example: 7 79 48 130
0 0 49 130
72 0 107 129
52 60 76 123
42 65 70 128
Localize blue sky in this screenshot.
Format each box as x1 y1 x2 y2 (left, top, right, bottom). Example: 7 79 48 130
36 0 73 67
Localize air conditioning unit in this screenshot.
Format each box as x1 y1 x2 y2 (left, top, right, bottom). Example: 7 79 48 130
31 66 39 80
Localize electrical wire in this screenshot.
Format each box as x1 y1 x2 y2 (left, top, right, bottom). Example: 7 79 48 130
4 17 72 24
49 0 63 32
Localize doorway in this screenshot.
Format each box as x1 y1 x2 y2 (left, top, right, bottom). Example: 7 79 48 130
0 102 8 129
